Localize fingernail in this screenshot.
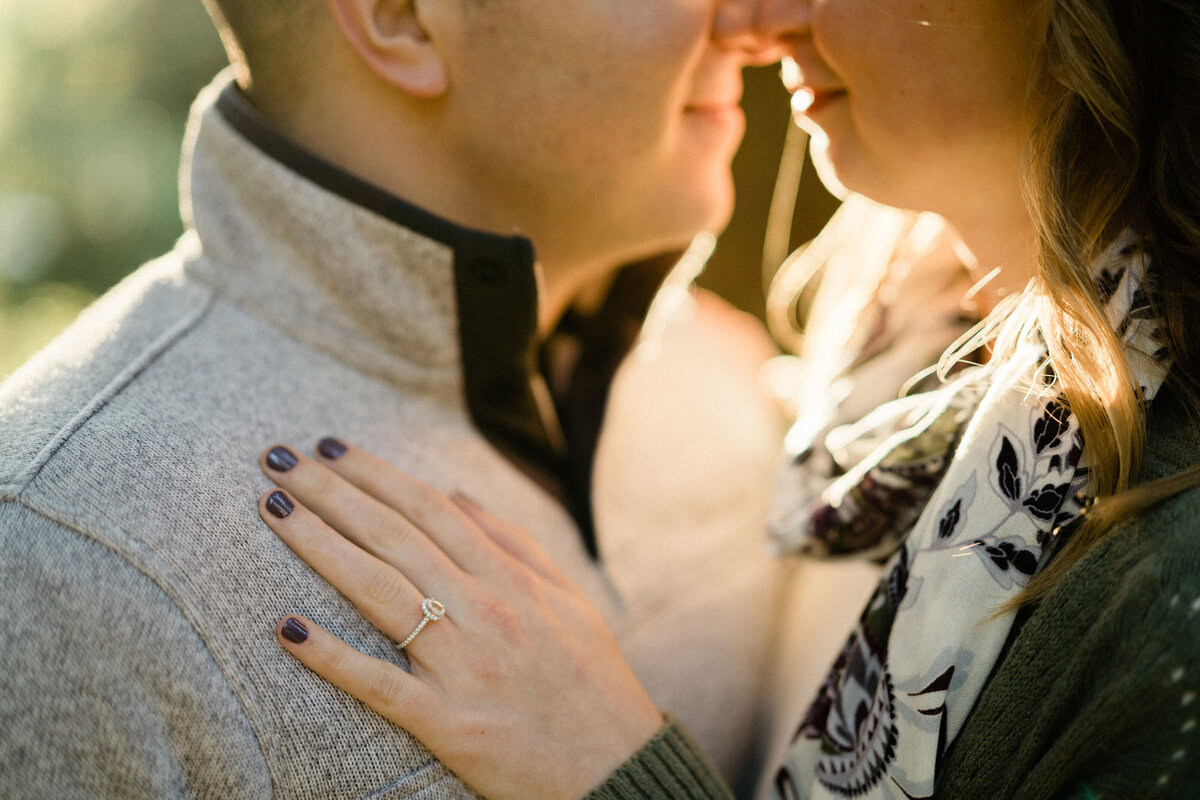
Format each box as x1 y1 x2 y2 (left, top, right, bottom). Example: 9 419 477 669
317 437 347 460
281 617 309 644
266 490 294 519
266 446 299 472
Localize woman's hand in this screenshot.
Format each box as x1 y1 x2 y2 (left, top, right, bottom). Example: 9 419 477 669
256 440 663 800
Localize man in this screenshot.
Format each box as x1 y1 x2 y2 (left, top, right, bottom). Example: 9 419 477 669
0 0 793 797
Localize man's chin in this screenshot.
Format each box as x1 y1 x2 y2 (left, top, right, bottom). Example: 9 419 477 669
615 223 723 268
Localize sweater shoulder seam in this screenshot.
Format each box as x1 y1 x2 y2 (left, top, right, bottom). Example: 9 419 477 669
0 288 219 502
0 494 275 791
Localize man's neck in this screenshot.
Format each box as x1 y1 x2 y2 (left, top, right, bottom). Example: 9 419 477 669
248 77 686 342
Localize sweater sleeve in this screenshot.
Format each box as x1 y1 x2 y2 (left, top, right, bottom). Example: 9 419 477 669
1061 543 1200 800
585 715 736 800
0 501 271 799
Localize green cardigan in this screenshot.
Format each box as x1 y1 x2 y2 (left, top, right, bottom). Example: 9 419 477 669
590 389 1200 800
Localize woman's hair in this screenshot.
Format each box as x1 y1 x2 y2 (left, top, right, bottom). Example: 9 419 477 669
1012 0 1200 603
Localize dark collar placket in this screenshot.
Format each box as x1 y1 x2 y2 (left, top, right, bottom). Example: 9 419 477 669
214 86 669 559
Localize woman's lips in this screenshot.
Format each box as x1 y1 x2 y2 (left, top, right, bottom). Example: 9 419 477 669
780 59 846 116
791 87 846 118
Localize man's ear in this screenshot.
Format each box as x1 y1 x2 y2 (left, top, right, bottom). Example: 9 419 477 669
323 0 449 98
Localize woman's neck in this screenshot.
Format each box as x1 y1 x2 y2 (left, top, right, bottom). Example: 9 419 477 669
947 205 1038 317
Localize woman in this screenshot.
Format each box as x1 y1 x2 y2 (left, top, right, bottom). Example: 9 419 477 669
254 0 1200 797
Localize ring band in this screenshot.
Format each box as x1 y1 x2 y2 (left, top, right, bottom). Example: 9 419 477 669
396 598 446 650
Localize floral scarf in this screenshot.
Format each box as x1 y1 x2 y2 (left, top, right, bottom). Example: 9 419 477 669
768 232 1169 799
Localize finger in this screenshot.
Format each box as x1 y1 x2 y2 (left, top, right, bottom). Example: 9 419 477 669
260 489 457 656
261 445 460 592
309 438 511 576
450 494 572 588
276 615 440 733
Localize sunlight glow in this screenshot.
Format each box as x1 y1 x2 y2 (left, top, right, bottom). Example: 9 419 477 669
791 88 816 114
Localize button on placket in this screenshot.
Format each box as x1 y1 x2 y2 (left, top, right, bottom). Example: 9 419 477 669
468 257 507 287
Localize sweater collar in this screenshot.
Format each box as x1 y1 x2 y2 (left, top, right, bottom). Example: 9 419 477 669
181 72 565 470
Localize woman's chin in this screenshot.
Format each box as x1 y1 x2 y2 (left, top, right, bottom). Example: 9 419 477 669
807 133 851 202
809 136 937 216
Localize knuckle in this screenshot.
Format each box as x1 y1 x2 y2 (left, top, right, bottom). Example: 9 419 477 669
312 641 358 685
384 520 414 549
476 594 523 643
498 560 552 611
321 643 352 675
464 650 506 686
364 566 408 608
307 467 336 497
505 564 540 598
364 667 405 712
371 520 416 563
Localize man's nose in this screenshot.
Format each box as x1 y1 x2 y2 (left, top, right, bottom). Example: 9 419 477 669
714 0 811 65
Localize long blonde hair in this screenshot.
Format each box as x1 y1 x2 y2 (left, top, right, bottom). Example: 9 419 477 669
1012 0 1200 602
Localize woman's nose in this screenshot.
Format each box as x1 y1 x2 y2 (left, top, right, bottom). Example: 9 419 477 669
714 0 811 64
757 0 812 39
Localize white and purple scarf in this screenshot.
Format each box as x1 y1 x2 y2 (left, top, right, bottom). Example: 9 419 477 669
768 231 1169 799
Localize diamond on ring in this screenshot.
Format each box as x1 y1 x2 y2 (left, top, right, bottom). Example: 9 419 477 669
396 598 446 651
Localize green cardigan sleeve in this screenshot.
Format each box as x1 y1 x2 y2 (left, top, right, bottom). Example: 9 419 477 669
936 477 1200 797
585 715 735 800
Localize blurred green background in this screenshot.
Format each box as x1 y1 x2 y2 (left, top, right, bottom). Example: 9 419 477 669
0 0 837 380
0 0 225 377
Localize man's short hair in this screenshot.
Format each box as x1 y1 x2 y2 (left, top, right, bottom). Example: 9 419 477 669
201 0 322 86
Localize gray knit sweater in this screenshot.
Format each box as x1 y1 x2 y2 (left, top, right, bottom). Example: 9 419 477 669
0 73 789 798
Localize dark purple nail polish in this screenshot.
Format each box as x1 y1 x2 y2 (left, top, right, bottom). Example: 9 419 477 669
317 437 347 460
266 446 298 472
266 490 294 519
281 617 309 644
